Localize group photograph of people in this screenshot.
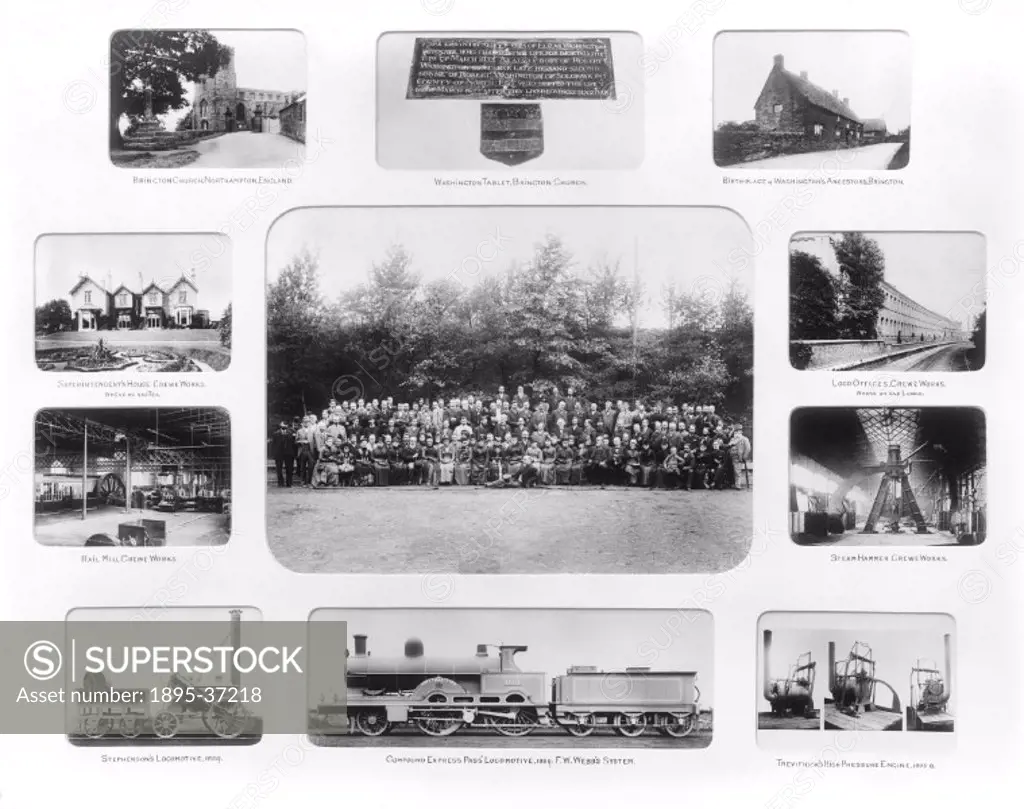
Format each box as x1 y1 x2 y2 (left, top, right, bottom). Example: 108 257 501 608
270 391 751 492
265 207 754 575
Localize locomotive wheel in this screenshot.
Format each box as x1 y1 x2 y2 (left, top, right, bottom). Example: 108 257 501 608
659 712 696 738
119 716 143 738
488 709 537 737
413 678 466 737
562 713 597 737
81 715 112 739
152 710 180 739
354 710 390 737
613 712 648 738
203 704 247 739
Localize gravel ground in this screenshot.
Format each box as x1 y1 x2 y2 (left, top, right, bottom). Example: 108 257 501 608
267 486 752 574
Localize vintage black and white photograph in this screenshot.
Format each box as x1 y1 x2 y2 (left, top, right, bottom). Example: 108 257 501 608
790 407 986 547
34 408 231 548
66 607 262 746
714 31 911 169
758 627 822 731
757 613 955 742
307 609 713 747
35 234 232 373
110 30 306 169
376 33 644 169
266 207 754 574
790 232 985 372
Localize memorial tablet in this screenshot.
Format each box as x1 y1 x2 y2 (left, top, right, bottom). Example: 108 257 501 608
407 37 616 101
480 103 543 166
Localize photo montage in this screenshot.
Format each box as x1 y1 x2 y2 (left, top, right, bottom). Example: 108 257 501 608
109 29 307 170
34 408 232 549
789 407 986 547
789 232 985 373
714 31 911 170
376 32 644 169
757 612 955 748
35 233 233 374
307 609 712 747
266 207 754 574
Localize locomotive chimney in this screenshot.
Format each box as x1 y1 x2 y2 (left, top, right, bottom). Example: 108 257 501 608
942 633 953 703
353 634 367 656
762 630 774 701
475 644 488 657
229 609 242 687
828 641 836 693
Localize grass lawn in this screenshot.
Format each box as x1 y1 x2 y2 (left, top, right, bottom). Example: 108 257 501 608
110 149 200 168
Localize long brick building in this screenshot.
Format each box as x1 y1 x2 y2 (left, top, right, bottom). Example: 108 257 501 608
876 281 965 343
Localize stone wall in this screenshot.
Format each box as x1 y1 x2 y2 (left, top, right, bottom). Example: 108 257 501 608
715 128 860 167
280 99 306 143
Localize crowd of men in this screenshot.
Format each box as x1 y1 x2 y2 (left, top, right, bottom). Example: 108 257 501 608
268 384 752 491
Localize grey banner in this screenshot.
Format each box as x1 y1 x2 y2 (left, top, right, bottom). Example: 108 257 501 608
1 620 346 739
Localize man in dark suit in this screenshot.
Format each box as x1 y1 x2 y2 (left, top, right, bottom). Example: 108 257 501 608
270 422 296 487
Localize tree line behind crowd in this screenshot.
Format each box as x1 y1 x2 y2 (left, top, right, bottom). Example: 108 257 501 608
267 233 754 426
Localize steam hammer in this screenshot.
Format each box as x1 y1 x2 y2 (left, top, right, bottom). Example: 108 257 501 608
861 443 930 534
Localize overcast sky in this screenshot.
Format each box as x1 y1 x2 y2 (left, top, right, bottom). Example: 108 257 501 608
714 32 912 130
36 234 233 316
790 232 985 330
268 207 753 329
759 614 954 716
310 609 715 707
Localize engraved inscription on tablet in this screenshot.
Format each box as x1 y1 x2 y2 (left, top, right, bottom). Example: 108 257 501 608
407 37 616 101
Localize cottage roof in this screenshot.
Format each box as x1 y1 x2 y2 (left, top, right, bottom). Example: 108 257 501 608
779 68 861 122
68 275 107 295
862 118 887 132
110 284 136 296
282 93 307 110
167 275 199 293
141 281 166 296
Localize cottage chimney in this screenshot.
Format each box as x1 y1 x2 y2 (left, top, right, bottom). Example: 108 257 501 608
799 71 808 80
832 89 839 98
843 97 849 106
773 54 784 69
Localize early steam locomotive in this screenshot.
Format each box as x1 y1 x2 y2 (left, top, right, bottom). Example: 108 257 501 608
315 634 701 738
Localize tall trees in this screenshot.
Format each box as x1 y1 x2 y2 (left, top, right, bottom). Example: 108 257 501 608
832 232 886 339
109 30 231 148
790 250 838 339
266 237 754 422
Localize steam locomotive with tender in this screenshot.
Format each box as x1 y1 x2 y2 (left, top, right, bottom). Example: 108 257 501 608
315 634 701 738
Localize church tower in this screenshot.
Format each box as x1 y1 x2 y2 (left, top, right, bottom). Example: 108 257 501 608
194 46 237 132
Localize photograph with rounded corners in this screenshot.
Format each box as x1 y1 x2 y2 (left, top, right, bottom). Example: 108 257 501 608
789 407 986 547
789 231 985 372
65 606 262 747
308 608 713 747
35 233 232 373
756 612 955 747
376 32 644 169
265 206 754 574
109 29 306 169
35 407 232 548
714 30 911 170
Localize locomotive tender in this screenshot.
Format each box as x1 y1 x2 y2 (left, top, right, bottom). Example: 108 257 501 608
317 634 700 738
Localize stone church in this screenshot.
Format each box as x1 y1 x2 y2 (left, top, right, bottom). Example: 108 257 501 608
190 47 302 133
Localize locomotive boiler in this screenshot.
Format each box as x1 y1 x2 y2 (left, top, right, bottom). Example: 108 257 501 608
317 633 701 739
762 630 817 718
907 634 953 731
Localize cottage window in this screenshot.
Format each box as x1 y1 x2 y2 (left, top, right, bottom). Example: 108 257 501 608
179 291 187 304
813 123 823 137
84 291 91 304
773 103 782 114
149 293 158 304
